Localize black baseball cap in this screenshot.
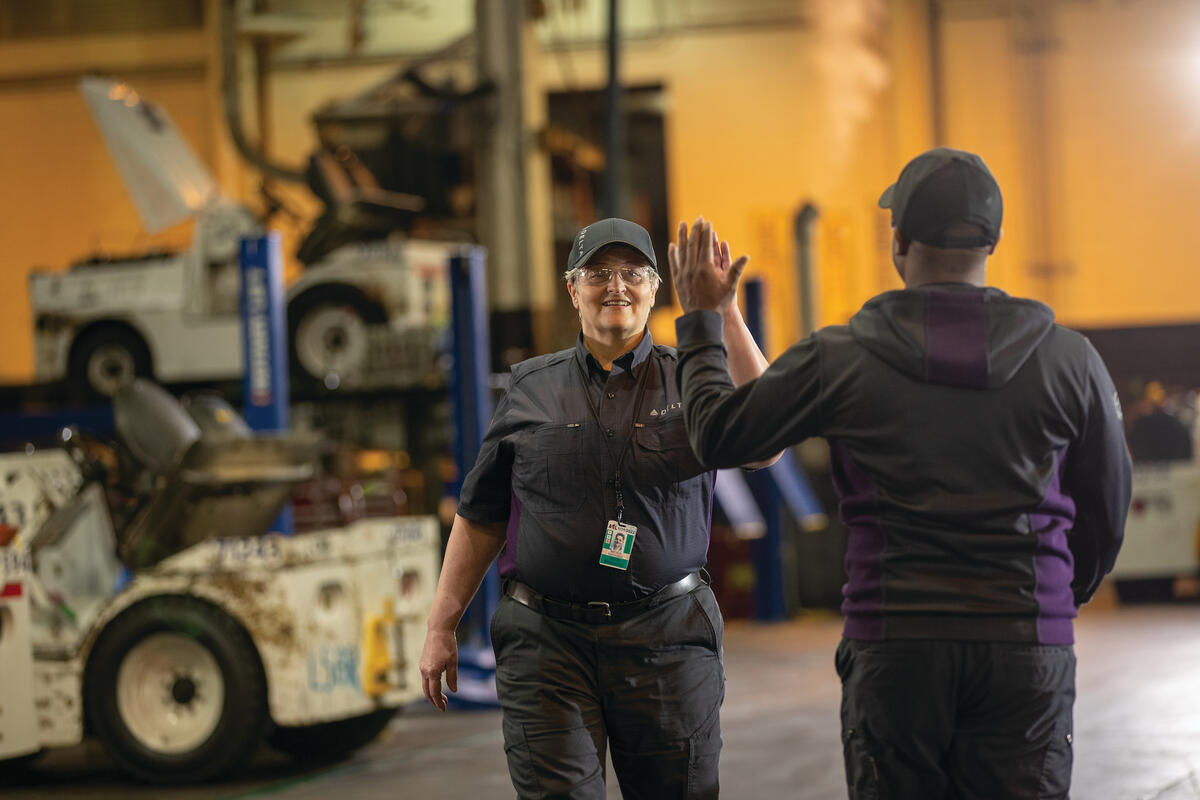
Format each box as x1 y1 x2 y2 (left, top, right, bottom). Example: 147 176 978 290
566 218 657 274
878 147 1002 249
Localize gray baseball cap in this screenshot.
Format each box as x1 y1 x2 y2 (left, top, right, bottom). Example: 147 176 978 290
879 147 1002 249
566 218 657 273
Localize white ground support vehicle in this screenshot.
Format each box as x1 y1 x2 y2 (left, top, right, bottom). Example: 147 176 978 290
0 381 439 783
1111 462 1200 582
30 77 453 398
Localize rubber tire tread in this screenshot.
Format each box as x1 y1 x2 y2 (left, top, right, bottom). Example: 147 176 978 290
85 595 267 784
69 325 151 400
268 708 397 763
286 285 386 388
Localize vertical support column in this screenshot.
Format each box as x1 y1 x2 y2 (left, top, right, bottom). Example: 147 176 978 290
793 203 821 339
603 0 624 219
240 232 292 534
742 278 788 622
448 246 500 706
1014 1 1063 307
475 0 539 363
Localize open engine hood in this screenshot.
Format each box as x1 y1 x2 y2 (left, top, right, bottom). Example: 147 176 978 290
79 76 219 233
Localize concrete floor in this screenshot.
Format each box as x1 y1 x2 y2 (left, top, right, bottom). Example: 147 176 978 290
6 601 1199 799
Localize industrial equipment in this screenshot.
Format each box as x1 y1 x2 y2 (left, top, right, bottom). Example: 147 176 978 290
0 380 439 783
29 77 455 398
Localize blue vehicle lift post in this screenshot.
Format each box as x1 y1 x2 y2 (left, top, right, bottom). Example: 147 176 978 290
447 246 500 707
239 233 292 534
741 278 789 621
740 278 827 622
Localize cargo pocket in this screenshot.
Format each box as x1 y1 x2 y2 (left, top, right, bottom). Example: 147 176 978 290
502 719 604 798
514 422 588 514
841 725 883 800
500 719 543 797
686 702 723 799
1036 719 1073 800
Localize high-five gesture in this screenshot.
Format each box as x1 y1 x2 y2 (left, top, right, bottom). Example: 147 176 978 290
668 216 750 314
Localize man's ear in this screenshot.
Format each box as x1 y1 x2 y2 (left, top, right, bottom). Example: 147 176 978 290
987 229 1001 255
567 279 580 310
892 228 910 283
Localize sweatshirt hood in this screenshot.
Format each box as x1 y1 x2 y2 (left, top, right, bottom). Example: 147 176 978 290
848 284 1055 389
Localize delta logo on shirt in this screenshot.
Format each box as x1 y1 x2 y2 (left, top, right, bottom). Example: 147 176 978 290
648 402 682 418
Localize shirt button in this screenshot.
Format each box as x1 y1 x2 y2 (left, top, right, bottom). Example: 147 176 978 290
607 392 615 399
606 429 615 438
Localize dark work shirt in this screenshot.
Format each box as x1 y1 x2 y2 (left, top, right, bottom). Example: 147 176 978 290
457 330 714 603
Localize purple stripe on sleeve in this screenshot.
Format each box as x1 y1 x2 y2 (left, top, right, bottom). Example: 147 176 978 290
497 493 521 577
1030 449 1079 644
924 290 990 389
831 441 885 640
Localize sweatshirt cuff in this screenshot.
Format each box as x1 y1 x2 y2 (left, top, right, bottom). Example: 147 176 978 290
675 309 725 348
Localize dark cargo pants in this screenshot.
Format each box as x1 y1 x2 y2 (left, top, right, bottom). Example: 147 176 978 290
836 638 1076 800
491 585 725 799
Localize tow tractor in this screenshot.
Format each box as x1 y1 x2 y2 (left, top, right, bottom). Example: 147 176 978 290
1111 462 1200 597
0 379 439 783
30 77 454 398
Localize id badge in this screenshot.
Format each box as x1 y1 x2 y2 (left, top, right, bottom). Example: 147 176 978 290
599 520 638 570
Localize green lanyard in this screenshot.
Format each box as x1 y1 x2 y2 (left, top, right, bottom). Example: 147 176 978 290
574 352 654 522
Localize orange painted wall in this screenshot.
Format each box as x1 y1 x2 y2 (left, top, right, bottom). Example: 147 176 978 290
0 73 210 381
1 1 1199 383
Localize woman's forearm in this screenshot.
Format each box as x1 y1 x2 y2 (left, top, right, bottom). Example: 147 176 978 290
426 514 508 634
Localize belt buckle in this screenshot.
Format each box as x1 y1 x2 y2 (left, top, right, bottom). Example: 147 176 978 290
586 601 612 620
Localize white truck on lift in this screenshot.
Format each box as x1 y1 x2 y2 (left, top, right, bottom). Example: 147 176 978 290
30 77 455 398
0 380 440 783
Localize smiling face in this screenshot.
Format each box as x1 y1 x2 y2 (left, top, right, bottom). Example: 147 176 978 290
567 244 659 345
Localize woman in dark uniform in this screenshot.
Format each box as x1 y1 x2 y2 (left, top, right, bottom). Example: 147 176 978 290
420 218 776 799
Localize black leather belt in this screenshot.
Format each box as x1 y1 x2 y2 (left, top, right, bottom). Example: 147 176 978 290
505 570 708 625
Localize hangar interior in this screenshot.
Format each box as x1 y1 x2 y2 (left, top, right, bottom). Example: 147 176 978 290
1 1 1198 798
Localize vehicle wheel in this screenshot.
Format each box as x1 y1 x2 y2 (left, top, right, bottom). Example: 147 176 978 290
288 290 386 390
268 708 397 763
69 327 151 399
85 596 267 784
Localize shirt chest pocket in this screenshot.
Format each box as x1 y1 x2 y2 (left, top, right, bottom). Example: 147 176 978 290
634 419 707 488
513 422 589 513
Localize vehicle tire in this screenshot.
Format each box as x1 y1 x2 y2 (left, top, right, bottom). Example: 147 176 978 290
0 750 42 783
84 595 267 784
69 326 152 400
268 708 397 763
288 288 386 391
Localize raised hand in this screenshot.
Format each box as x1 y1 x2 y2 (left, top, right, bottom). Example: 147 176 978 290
668 217 749 314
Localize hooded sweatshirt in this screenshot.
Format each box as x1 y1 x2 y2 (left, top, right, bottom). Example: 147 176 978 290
675 284 1131 644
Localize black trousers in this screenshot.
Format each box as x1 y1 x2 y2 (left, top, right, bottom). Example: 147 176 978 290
836 638 1076 800
491 585 725 800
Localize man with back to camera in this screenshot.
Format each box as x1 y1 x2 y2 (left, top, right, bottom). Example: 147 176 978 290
669 148 1131 799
